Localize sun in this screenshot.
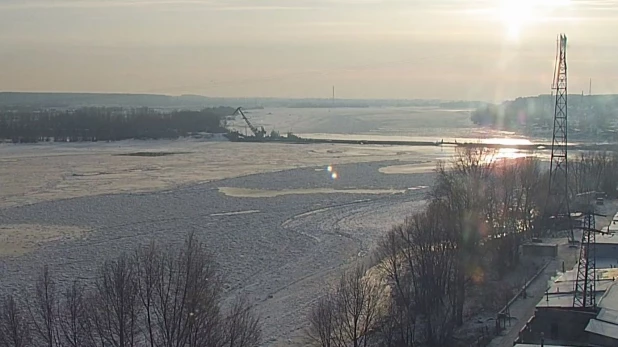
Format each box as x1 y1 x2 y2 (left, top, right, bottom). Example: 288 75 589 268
497 0 571 40
499 0 536 40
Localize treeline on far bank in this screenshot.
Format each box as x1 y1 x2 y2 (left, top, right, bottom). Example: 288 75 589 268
0 106 235 143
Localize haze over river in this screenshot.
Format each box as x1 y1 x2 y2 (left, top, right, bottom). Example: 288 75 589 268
233 106 534 144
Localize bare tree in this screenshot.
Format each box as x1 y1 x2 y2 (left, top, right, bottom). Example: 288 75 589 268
407 207 457 346
138 233 227 347
3 234 262 347
306 265 382 347
57 280 95 347
431 155 489 326
483 158 544 275
27 266 59 347
378 298 416 347
133 242 160 347
90 253 140 347
516 158 543 235
306 293 338 347
570 151 618 199
0 295 31 347
334 265 381 347
376 226 417 347
429 149 547 324
225 296 261 347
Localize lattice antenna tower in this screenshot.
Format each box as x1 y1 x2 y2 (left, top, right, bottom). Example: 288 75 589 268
573 212 599 308
547 34 573 242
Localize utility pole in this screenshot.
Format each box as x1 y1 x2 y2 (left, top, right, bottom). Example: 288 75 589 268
547 34 574 243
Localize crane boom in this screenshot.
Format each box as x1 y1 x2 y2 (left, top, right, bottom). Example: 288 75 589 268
234 107 264 137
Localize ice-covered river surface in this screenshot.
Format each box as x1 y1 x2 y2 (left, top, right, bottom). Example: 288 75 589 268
0 106 533 346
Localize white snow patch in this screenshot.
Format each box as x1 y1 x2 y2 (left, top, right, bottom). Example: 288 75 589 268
218 187 406 198
210 210 260 217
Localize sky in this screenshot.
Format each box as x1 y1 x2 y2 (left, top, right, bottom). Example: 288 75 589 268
0 0 616 101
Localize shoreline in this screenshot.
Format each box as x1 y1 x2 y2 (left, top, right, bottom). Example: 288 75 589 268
4 134 613 152
227 135 618 152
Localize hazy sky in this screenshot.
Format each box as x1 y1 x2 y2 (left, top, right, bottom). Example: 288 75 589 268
0 0 616 101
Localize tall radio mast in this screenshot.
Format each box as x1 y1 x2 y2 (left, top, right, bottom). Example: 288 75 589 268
547 34 573 243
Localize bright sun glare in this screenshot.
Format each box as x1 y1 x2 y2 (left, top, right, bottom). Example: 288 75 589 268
500 0 535 39
498 0 571 40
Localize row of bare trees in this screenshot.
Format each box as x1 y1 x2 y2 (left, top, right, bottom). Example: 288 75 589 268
571 151 618 198
0 235 261 347
373 149 548 345
307 148 618 346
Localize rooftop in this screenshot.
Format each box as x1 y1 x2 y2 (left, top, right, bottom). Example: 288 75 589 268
585 318 618 340
596 233 618 244
584 283 618 341
536 262 618 308
597 308 618 325
536 292 608 308
598 282 618 311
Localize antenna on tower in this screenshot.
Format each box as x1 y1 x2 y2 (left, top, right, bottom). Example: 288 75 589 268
589 78 592 96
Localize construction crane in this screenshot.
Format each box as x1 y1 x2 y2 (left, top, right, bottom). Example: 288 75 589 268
234 107 266 138
546 34 574 243
572 211 611 308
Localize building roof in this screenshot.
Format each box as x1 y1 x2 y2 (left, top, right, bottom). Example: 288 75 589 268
595 233 618 244
580 284 618 341
585 319 618 341
536 293 576 308
599 282 618 311
597 308 618 325
536 262 618 308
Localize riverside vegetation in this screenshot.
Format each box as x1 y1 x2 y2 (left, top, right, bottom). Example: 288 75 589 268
305 148 618 347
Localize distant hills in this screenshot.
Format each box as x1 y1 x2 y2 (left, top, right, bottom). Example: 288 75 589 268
0 92 487 110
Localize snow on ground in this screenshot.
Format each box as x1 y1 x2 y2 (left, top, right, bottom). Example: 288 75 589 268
0 224 87 257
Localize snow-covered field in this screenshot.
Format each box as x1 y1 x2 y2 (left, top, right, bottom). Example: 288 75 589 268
0 107 512 345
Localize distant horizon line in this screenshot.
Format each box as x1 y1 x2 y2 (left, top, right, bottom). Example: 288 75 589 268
0 91 614 103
